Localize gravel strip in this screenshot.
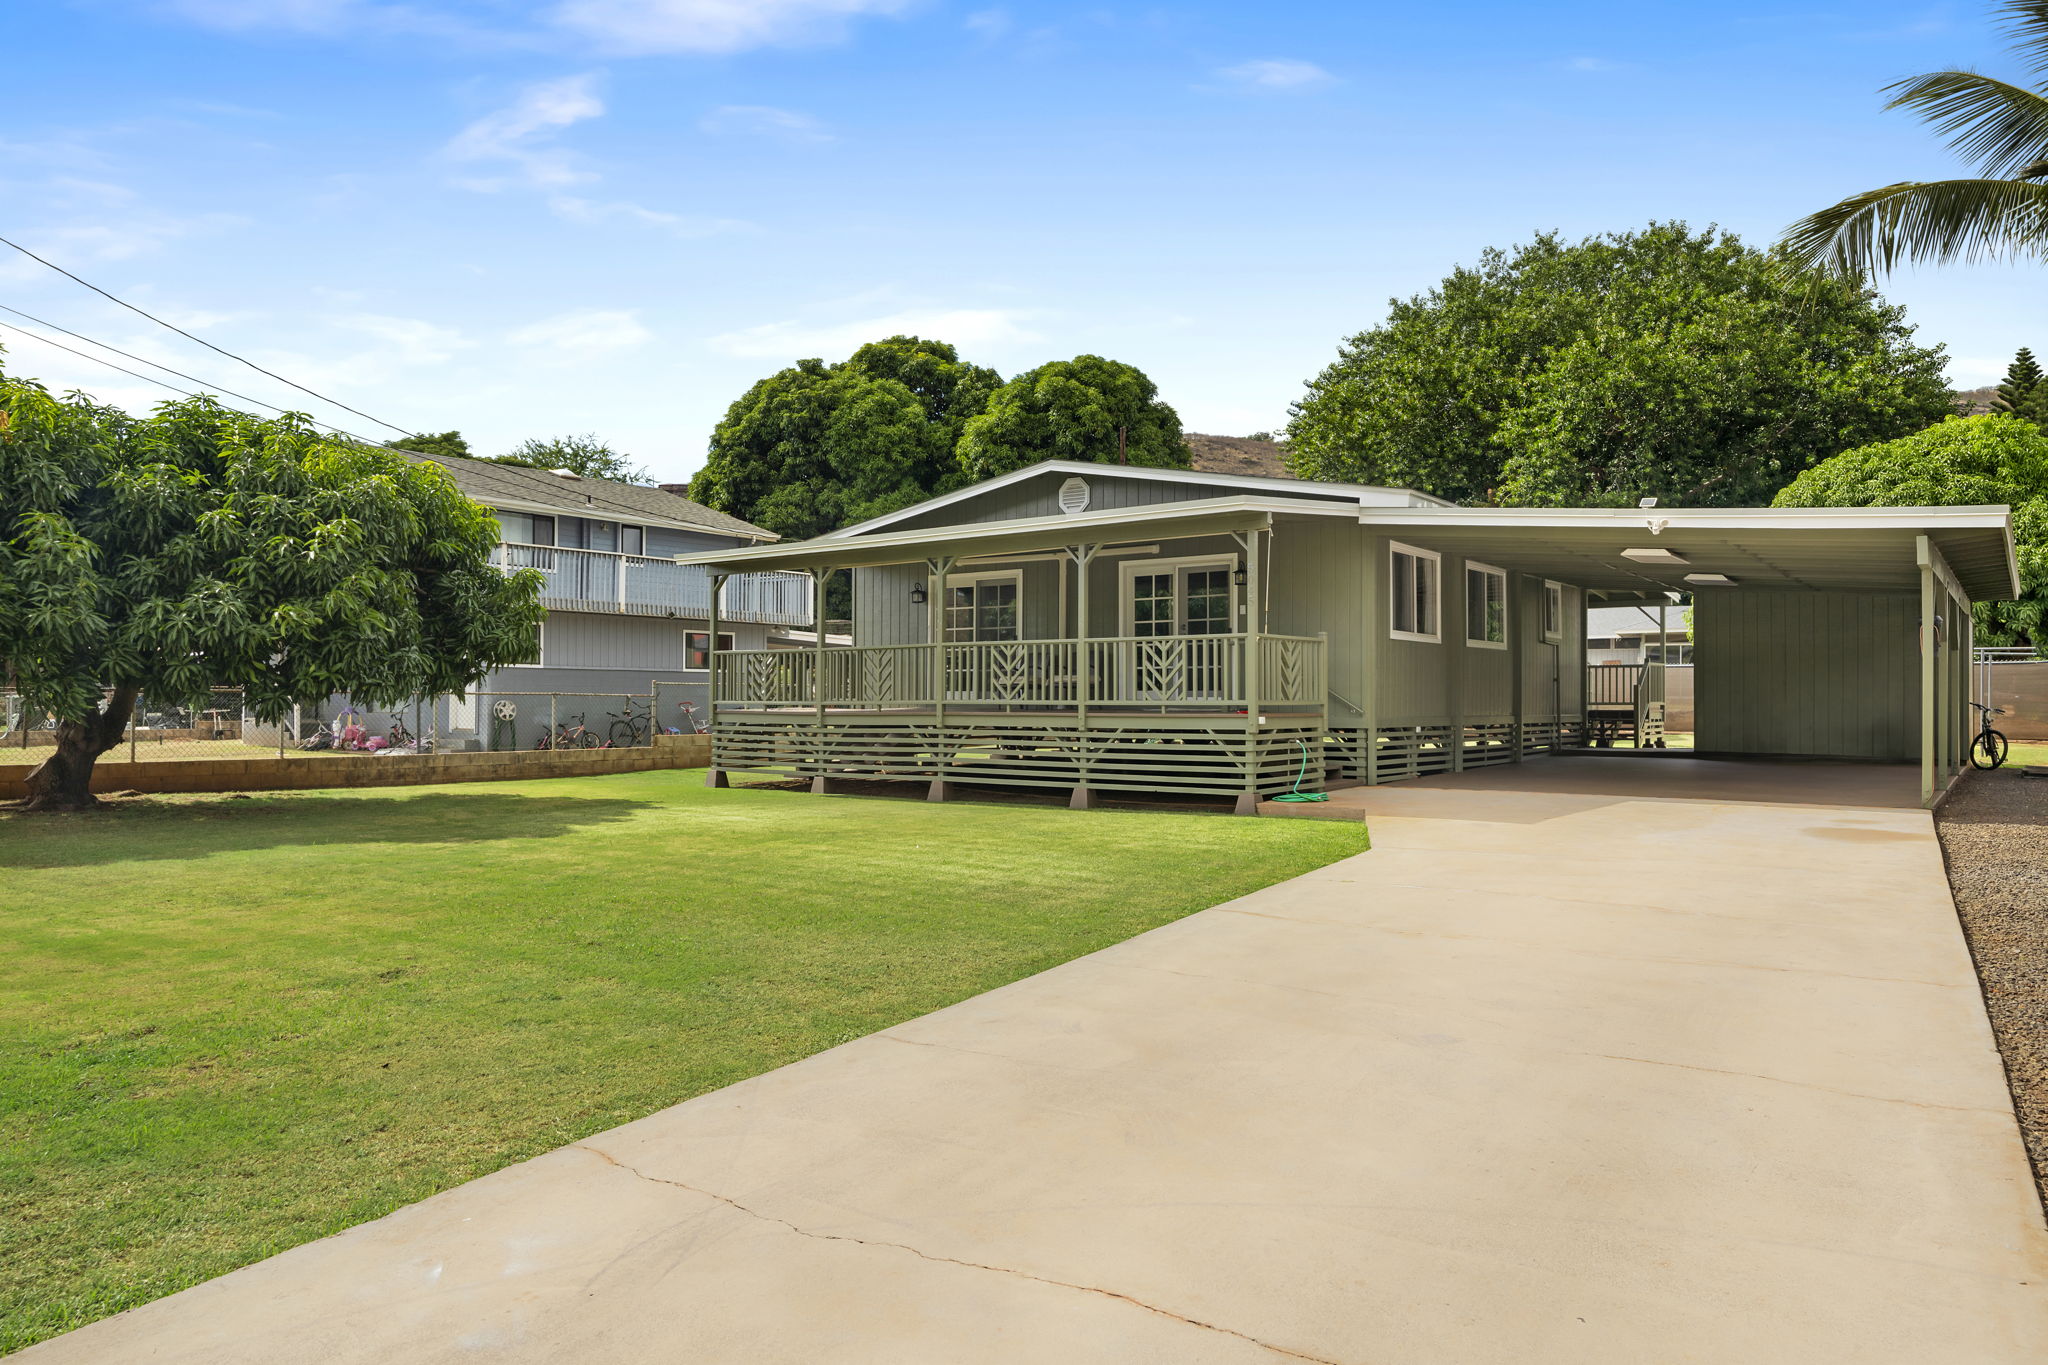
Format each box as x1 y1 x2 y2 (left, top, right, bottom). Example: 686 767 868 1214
1938 767 2048 1211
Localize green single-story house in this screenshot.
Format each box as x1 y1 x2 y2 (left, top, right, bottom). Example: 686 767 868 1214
674 461 2017 810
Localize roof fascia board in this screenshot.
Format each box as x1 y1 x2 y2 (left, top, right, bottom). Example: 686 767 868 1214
821 460 1448 540
1356 505 2013 533
673 497 1287 570
467 491 776 540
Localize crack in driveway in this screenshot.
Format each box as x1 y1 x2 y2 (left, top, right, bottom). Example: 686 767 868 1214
571 1143 1347 1364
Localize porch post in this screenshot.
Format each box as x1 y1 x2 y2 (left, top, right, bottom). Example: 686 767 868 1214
704 571 727 787
927 555 954 797
1236 526 1266 816
1070 544 1100 809
810 567 832 794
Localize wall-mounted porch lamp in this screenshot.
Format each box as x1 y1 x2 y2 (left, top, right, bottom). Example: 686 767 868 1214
910 580 928 605
1233 565 1248 587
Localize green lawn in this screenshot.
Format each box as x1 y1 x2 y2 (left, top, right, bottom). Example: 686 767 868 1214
0 771 1364 1352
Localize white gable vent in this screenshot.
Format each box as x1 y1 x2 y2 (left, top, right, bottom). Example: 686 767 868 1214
1057 476 1090 514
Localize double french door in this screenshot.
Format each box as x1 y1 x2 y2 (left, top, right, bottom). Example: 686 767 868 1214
1121 560 1237 700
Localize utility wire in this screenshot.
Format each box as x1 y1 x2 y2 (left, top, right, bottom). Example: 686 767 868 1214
0 316 386 448
0 302 320 422
0 232 414 436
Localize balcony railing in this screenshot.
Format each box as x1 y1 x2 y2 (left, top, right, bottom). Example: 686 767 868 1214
712 633 1327 713
493 543 812 626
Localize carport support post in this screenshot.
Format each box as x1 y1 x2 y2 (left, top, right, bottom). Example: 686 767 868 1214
705 572 727 788
1919 537 1937 807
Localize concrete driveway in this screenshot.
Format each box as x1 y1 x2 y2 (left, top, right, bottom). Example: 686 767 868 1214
26 786 2048 1364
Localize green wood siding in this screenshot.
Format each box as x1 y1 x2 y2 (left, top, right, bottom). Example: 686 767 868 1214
886 470 1357 532
1694 591 1917 760
1268 521 1363 723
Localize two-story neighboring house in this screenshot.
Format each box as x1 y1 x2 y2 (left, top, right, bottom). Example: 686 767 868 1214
322 453 812 747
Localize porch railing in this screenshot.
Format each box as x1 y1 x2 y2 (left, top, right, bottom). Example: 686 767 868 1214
492 543 812 625
712 633 1327 712
1586 661 1667 738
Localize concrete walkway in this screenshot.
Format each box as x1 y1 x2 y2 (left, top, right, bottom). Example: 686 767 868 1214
27 789 2048 1364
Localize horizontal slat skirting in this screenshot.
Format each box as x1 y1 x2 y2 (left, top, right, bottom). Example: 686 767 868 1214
713 717 1325 798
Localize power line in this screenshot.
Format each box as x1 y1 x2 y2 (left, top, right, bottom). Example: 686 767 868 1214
0 302 320 422
0 232 414 436
0 316 388 450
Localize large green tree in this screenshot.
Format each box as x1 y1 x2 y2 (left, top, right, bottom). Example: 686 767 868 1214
1773 413 2046 648
690 358 941 543
957 355 1187 482
1782 2 2048 276
385 431 471 460
1994 346 2046 416
492 433 648 484
1286 223 1954 506
690 335 1001 541
0 369 545 811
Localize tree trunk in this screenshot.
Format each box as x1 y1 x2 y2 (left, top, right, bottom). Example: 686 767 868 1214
20 685 140 813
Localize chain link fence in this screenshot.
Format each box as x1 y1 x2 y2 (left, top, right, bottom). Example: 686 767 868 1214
1 687 669 766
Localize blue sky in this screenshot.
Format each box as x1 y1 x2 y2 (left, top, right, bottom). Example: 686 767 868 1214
3 1 2043 484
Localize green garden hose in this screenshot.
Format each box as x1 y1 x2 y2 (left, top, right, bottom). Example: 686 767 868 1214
1269 737 1329 803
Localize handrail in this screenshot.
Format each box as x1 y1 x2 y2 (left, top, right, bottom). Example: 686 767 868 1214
493 542 811 625
712 633 1328 711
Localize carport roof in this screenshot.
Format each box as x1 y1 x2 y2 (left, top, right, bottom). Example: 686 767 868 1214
1357 505 2018 603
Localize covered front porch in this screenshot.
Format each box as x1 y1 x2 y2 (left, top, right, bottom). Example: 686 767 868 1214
687 500 1342 810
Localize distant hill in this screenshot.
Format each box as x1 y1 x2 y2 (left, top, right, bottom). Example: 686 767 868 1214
1185 433 1294 479
1954 386 2001 416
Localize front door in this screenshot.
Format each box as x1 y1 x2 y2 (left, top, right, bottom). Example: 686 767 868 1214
944 573 1020 699
1121 560 1236 700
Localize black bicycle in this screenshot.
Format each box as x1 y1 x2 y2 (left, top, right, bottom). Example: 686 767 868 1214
606 699 650 748
1970 701 2010 770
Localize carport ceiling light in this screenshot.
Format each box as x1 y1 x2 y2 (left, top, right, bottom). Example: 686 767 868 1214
1685 573 1738 586
1621 547 1689 565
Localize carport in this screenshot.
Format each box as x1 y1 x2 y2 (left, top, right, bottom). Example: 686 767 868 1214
1353 503 2019 807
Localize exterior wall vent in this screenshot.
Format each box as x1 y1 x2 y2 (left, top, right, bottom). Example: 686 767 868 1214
1058 476 1090 514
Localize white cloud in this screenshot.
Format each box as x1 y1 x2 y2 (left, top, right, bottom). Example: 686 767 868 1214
329 314 474 365
1213 59 1336 92
165 0 360 32
551 0 913 55
508 308 654 354
698 105 833 144
964 8 1010 40
547 195 749 236
445 74 604 190
708 307 1039 359
1556 55 1632 73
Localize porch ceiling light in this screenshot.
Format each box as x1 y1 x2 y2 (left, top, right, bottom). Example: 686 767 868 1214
1621 547 1689 565
1684 573 1737 586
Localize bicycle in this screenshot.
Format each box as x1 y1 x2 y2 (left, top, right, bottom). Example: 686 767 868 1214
606 699 650 749
1969 701 2010 770
536 713 601 750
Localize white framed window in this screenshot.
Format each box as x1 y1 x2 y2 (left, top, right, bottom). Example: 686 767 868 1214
1388 541 1441 643
510 620 545 666
1117 555 1239 637
943 571 1022 642
1465 562 1508 649
1543 581 1565 641
685 631 735 670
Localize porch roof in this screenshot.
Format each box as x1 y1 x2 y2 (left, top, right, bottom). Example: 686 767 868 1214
1357 505 2019 603
668 496 1330 572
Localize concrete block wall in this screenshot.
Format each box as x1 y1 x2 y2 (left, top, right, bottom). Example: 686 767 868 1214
0 734 713 800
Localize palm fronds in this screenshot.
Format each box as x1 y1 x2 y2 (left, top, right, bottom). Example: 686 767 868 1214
1883 70 2048 176
1780 178 2048 274
1998 0 2048 74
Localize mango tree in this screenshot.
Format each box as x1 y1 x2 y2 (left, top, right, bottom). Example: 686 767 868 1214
0 365 544 812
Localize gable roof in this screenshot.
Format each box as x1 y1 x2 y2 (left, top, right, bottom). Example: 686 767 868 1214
821 459 1450 540
401 452 776 540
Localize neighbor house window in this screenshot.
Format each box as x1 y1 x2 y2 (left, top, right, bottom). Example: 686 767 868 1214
1465 562 1507 649
528 515 556 547
510 621 544 667
1543 581 1564 641
622 524 645 556
685 631 735 670
1389 542 1441 643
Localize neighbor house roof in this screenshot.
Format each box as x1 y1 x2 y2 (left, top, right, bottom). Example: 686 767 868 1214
404 452 777 540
